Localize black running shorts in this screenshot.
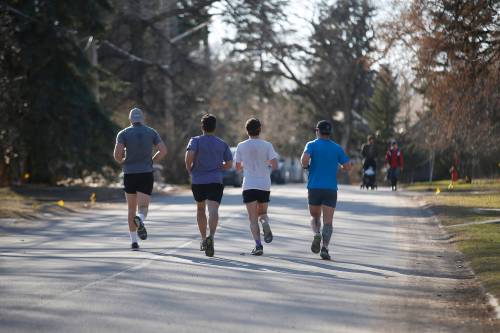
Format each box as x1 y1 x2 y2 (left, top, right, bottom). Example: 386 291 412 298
191 183 224 203
123 172 154 195
308 189 337 208
242 189 270 203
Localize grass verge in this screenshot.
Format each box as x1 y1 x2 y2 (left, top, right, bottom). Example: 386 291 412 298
406 178 500 192
0 187 35 218
453 224 500 301
414 181 500 301
0 185 125 218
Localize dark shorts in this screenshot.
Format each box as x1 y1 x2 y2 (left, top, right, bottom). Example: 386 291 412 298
242 189 271 203
124 172 154 195
191 183 224 203
308 189 338 208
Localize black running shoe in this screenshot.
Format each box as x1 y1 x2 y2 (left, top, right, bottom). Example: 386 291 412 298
311 234 321 254
205 236 214 257
134 216 147 240
320 247 331 260
251 245 264 256
131 242 139 251
200 239 207 251
262 222 273 243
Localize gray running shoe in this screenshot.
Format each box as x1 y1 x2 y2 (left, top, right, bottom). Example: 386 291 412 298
134 216 147 240
262 222 273 243
320 247 331 260
251 245 264 256
205 236 214 257
311 234 321 253
200 239 207 251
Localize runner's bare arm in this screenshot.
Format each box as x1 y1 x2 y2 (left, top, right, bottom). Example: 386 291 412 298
269 158 278 171
236 161 243 171
340 161 353 171
301 152 310 169
185 150 195 173
222 160 233 170
153 142 167 162
113 143 125 163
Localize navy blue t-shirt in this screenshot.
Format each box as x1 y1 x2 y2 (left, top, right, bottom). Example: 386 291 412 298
187 134 232 184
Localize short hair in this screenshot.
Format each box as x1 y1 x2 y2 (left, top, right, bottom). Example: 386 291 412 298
245 118 261 136
201 114 216 132
367 135 374 142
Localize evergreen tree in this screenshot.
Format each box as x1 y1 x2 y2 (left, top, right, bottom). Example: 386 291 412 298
100 0 214 183
1 0 116 184
224 0 288 101
366 65 399 144
0 8 26 185
307 0 375 148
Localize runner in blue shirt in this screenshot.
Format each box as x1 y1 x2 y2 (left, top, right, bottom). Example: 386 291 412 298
300 120 352 260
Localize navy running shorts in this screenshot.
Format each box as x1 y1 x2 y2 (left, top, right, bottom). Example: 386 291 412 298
123 172 154 195
308 189 337 208
242 189 270 203
191 183 224 203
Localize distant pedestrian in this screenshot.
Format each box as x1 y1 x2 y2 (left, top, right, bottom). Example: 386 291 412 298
300 120 352 260
361 135 378 189
114 108 167 251
361 135 377 170
385 140 404 191
185 114 233 257
235 118 278 256
448 165 459 190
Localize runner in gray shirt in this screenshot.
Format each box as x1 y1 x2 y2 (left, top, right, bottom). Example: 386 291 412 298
114 108 167 250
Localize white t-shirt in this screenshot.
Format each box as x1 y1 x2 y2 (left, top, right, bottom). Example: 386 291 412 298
235 138 279 191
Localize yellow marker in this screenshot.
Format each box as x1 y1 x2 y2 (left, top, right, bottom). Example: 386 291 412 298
90 192 96 204
57 200 65 207
24 173 30 180
435 187 441 195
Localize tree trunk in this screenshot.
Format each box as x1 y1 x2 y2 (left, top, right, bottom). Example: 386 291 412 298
0 161 9 186
129 1 145 105
429 149 435 183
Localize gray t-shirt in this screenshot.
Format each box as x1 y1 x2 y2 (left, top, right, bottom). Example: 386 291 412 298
116 124 162 174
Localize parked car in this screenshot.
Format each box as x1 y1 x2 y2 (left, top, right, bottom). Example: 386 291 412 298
286 157 306 183
271 158 288 184
223 147 243 187
271 157 306 184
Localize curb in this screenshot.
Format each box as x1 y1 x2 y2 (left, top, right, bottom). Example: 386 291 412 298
413 194 500 321
487 292 500 320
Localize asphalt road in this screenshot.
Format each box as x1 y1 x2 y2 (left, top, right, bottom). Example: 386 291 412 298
0 184 498 332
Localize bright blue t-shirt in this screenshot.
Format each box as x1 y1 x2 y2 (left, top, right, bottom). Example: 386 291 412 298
186 134 233 184
304 138 350 190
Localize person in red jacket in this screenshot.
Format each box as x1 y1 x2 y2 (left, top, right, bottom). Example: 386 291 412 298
385 141 404 191
448 165 459 190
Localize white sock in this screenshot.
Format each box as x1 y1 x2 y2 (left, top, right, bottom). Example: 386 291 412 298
137 213 145 223
130 231 138 243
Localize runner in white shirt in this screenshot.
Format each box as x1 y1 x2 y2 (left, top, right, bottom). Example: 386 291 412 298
235 118 278 255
